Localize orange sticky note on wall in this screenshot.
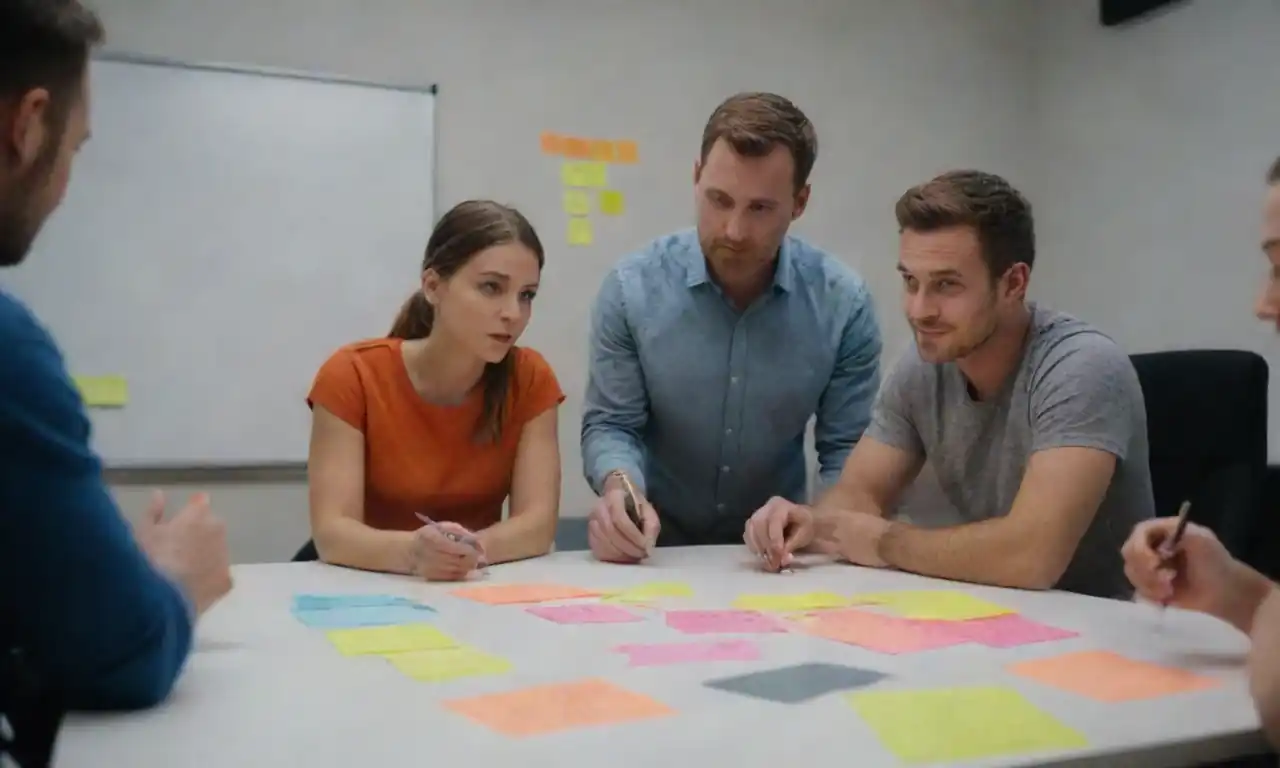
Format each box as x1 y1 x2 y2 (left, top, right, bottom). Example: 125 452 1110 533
539 132 565 155
589 139 616 162
614 140 639 164
562 137 592 159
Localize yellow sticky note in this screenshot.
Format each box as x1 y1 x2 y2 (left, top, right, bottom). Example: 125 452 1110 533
598 190 625 215
561 161 608 188
567 217 593 246
385 646 512 682
732 592 852 612
602 582 693 604
563 189 591 216
847 686 1088 763
851 590 1013 621
72 375 128 407
326 624 456 656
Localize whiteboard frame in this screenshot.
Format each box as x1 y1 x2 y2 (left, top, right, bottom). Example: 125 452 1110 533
84 52 439 482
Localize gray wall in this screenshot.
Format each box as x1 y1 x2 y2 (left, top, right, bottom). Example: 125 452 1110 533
92 0 1039 562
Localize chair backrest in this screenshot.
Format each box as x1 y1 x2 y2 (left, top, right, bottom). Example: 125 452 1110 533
553 517 590 552
1129 349 1269 568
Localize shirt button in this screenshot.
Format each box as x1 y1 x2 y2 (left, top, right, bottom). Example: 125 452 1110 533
722 465 731 473
716 503 725 511
725 428 733 435
730 376 739 384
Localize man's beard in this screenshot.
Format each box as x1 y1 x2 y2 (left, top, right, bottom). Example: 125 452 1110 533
0 170 48 268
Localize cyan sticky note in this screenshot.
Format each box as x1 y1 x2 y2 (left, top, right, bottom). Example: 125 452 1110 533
292 604 438 629
292 594 417 612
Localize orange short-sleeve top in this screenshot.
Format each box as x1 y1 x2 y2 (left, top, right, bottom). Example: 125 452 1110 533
306 338 565 533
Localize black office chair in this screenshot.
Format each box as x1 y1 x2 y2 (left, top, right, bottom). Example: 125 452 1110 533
1129 349 1271 573
292 539 319 562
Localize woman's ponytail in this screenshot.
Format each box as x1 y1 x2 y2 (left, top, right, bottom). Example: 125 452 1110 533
388 292 434 340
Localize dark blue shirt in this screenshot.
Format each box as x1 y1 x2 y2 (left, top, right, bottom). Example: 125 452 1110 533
0 289 192 712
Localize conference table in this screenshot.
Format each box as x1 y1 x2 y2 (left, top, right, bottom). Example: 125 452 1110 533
57 545 1268 767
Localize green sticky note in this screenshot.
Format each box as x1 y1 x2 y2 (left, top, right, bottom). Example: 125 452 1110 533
72 375 129 407
851 590 1013 621
567 217 593 246
847 686 1088 763
731 592 851 612
561 161 608 188
326 624 456 656
602 581 693 604
598 189 625 215
563 189 591 216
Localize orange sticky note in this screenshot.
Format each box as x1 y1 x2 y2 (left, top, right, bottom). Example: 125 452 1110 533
444 678 674 737
588 139 616 162
614 140 638 164
798 609 967 654
450 583 601 605
1008 650 1221 702
562 137 592 159
539 131 564 155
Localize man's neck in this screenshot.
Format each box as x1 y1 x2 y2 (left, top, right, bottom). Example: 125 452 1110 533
707 257 777 311
956 303 1033 400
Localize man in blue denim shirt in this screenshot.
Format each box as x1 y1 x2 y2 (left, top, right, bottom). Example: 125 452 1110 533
581 92 882 561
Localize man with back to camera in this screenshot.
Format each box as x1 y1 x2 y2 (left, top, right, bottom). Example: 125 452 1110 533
0 2 233 762
745 169 1156 599
1121 156 1280 752
581 92 883 562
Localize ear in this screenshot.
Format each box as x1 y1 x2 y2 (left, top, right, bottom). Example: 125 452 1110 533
4 89 51 166
692 158 702 186
1003 263 1031 300
791 184 811 221
420 268 443 305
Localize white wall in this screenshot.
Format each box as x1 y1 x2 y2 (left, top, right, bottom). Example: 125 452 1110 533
1030 0 1280 454
90 0 1037 561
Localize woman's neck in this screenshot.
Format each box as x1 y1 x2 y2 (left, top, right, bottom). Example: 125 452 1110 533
402 334 485 405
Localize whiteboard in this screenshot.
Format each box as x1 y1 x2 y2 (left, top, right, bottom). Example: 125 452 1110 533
6 55 436 467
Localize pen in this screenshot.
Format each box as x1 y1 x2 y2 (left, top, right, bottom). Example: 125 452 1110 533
414 512 487 568
1156 500 1192 612
615 472 645 532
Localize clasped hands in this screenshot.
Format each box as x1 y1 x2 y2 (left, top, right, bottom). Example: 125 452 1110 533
743 496 890 573
409 520 487 581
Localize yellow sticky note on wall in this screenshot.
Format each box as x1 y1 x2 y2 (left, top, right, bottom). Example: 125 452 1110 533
567 217 593 246
598 190 625 215
73 375 129 408
561 161 608 188
563 189 591 216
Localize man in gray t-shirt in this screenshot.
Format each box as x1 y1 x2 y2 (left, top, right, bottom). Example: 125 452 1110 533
744 169 1155 599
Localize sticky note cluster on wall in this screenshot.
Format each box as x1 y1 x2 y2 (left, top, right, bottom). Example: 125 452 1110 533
542 131 635 247
72 375 129 408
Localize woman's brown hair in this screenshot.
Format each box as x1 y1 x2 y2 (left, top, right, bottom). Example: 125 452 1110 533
389 200 544 442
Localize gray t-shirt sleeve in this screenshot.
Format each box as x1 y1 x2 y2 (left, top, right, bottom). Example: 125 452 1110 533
1029 332 1142 458
864 348 926 457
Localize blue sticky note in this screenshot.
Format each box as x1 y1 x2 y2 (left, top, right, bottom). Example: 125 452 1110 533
292 604 438 629
292 594 417 612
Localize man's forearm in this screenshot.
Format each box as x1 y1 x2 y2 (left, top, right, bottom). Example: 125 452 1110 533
582 429 647 496
813 481 888 518
876 517 1052 589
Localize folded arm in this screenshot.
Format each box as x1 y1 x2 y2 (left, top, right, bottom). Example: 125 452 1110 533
1246 583 1280 748
476 406 560 564
814 436 922 521
580 269 650 495
812 292 882 492
307 406 414 574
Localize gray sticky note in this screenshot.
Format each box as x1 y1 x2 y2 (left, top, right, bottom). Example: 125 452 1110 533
704 662 886 703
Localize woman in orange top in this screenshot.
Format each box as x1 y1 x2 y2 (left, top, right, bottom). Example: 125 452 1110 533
306 200 565 581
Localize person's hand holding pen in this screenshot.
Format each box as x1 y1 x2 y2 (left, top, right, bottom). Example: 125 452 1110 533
409 513 487 582
1121 504 1266 632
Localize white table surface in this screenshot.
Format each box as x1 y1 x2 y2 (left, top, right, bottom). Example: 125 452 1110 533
57 545 1269 767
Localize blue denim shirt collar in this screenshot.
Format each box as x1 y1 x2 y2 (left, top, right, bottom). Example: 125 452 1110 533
683 233 795 294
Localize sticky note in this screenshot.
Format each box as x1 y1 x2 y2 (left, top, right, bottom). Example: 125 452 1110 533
539 131 564 155
664 609 787 635
1008 650 1221 702
326 624 455 656
562 137 592 159
614 140 638 164
848 686 1088 763
567 217 593 246
797 609 967 654
598 189 625 215
588 139 616 162
945 614 1079 648
451 583 600 605
72 375 128 407
526 604 641 624
443 678 674 737
561 161 608 188
614 640 760 667
854 590 1014 621
602 581 692 604
705 662 885 704
293 604 437 629
732 592 851 613
292 594 417 611
562 189 591 216
386 646 511 682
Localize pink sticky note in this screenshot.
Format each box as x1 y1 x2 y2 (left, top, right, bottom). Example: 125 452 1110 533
664 610 787 634
800 609 968 654
944 614 1079 648
526 604 642 624
615 640 761 667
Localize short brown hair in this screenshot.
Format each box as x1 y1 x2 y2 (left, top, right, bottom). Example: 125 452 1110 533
700 92 817 191
1267 155 1280 185
894 169 1035 276
0 0 104 135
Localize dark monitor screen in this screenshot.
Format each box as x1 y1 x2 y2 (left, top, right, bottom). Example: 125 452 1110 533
1099 0 1186 26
